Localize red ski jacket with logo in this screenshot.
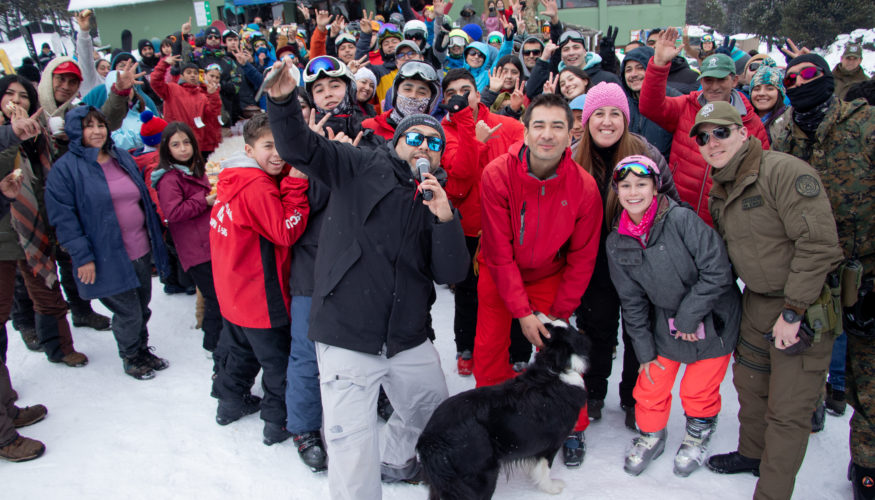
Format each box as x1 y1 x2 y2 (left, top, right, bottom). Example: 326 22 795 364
479 142 602 320
209 153 309 329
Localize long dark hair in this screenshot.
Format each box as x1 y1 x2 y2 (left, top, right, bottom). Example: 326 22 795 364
81 108 113 153
157 121 205 178
0 74 39 118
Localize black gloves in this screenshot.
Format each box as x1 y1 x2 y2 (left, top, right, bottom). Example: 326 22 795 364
439 92 470 114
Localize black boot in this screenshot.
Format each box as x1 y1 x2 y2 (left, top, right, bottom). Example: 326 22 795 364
588 399 604 421
851 462 875 500
216 394 262 425
19 327 41 352
72 311 111 331
377 386 394 421
293 431 328 471
263 422 292 446
811 401 826 433
622 404 637 431
706 451 760 476
826 383 847 416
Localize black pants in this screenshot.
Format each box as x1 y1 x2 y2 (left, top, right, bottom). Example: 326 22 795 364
453 235 533 363
187 262 222 351
99 254 153 359
214 318 291 425
575 253 638 407
10 271 33 331
56 248 94 317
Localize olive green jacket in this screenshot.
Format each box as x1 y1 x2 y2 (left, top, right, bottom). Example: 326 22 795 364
832 64 869 100
709 138 843 311
771 97 875 273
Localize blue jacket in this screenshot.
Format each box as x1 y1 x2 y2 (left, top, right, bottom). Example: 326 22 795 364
45 106 170 300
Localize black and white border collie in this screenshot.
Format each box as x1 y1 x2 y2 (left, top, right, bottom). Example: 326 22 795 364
417 315 590 499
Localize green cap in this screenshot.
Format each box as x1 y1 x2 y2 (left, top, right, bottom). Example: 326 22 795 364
843 42 862 58
689 101 743 137
698 53 735 80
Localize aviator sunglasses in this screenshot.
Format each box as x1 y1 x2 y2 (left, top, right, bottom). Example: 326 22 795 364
694 125 736 146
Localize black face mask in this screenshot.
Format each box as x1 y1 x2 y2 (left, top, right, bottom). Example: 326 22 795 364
786 76 834 112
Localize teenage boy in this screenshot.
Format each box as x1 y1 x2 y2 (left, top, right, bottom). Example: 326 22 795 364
209 114 310 446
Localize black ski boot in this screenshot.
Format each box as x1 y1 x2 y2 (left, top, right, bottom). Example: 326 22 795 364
706 451 760 476
216 394 262 425
293 431 328 471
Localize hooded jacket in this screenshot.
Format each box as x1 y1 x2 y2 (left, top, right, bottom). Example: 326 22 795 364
667 56 701 95
465 41 505 91
38 57 128 155
150 58 222 152
621 47 682 161
45 106 170 300
607 196 740 365
517 36 544 78
267 90 469 357
154 167 212 271
479 142 602 320
639 57 770 226
209 151 310 329
441 102 525 236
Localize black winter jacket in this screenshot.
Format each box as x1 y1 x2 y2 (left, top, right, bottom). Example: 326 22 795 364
268 91 469 357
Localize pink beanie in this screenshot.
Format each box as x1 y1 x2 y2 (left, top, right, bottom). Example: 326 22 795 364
580 81 630 126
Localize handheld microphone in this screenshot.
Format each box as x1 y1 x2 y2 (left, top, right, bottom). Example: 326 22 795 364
416 158 433 201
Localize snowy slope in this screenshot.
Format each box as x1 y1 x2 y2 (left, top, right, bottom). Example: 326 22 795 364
4 281 852 499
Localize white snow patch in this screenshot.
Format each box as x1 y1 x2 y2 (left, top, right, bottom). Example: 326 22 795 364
3 280 853 499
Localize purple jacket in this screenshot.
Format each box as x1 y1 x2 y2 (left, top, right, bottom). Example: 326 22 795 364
155 168 212 271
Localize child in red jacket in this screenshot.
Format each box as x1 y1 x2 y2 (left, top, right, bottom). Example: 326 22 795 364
209 113 309 446
150 54 221 158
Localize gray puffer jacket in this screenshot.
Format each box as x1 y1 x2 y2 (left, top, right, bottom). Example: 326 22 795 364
606 196 741 364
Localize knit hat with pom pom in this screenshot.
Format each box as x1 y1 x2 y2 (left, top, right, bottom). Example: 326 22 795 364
139 110 168 147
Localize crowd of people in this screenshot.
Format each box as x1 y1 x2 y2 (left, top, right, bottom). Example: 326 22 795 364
0 2 873 499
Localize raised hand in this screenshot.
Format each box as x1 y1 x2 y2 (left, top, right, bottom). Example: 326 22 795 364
0 171 23 199
541 41 557 61
542 72 558 94
164 54 182 66
76 10 93 31
433 0 447 16
488 66 505 92
499 16 514 40
206 81 219 94
10 106 42 141
476 121 502 143
653 27 683 66
297 3 311 20
115 61 145 90
307 108 331 134
360 11 375 34
508 78 525 111
346 55 369 74
600 25 617 53
779 38 811 62
316 9 332 30
715 37 735 56
330 15 346 37
266 59 299 101
182 16 192 35
539 0 559 24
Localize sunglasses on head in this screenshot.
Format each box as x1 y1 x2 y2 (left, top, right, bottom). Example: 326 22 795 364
522 49 542 56
612 161 657 184
405 132 444 151
783 66 822 87
694 125 736 146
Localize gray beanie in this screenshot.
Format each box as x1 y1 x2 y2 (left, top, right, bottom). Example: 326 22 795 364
392 114 446 150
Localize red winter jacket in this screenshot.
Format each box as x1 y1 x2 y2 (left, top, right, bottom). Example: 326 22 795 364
480 143 602 320
361 109 396 140
131 149 165 223
639 57 770 226
442 103 525 236
150 58 222 153
209 153 310 329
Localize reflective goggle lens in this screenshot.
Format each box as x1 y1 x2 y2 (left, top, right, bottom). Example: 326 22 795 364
405 132 443 151
782 66 822 87
303 56 344 83
612 162 656 183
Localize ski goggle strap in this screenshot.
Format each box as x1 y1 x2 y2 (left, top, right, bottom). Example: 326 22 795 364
612 155 660 186
303 56 347 84
558 30 585 48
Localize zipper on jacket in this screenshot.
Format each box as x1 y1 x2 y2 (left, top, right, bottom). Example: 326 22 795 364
696 164 712 216
519 201 526 246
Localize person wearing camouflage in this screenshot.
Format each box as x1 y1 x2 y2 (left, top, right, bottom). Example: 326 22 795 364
696 101 844 500
770 52 875 500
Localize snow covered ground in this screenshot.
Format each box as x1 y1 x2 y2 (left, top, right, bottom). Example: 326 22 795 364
4 282 853 499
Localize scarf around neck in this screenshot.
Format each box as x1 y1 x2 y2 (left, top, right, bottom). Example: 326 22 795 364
618 196 658 248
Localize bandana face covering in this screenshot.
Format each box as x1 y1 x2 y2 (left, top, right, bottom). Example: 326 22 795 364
785 76 833 112
390 94 431 123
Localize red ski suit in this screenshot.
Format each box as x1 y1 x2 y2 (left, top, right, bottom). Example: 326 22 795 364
150 58 222 153
474 143 602 430
441 103 525 237
638 57 770 226
209 158 309 329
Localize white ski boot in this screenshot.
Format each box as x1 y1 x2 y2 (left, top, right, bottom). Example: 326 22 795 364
624 428 666 476
674 416 717 477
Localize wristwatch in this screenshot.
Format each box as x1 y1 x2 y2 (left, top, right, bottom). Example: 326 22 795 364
782 308 802 324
